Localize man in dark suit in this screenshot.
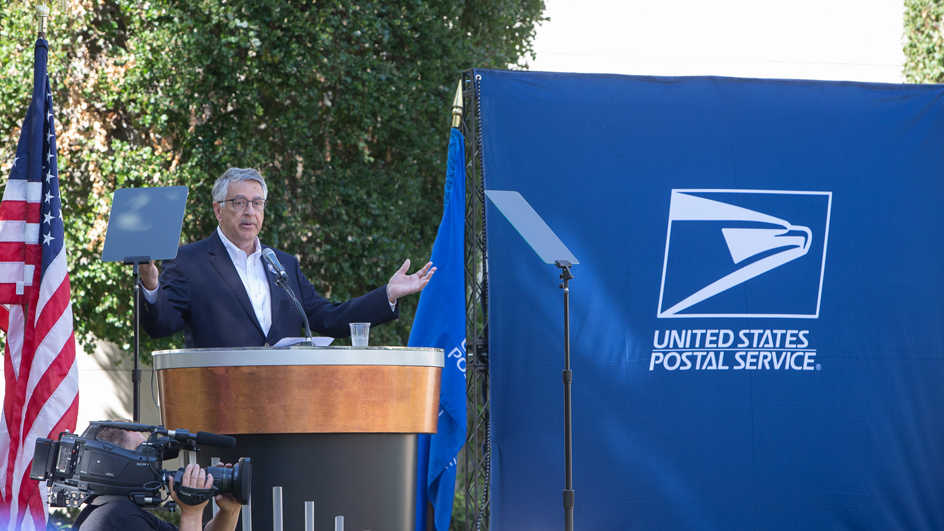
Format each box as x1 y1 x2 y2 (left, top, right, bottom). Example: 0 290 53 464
139 168 434 348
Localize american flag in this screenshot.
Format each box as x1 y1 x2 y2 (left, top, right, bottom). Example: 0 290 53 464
0 39 78 530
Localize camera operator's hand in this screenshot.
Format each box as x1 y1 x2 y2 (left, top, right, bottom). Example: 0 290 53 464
168 463 241 531
168 464 212 531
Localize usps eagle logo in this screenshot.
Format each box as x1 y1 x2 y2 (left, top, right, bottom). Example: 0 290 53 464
657 189 832 319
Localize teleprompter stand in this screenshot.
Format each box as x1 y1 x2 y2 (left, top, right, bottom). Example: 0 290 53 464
484 190 580 531
101 186 188 422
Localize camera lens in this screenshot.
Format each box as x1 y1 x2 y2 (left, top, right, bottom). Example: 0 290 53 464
206 457 251 505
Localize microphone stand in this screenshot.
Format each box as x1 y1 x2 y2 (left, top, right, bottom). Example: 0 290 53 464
275 275 314 346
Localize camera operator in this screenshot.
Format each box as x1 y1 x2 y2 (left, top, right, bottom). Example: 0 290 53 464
71 425 242 531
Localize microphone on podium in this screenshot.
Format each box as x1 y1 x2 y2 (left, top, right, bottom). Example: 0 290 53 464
262 248 289 284
262 247 313 346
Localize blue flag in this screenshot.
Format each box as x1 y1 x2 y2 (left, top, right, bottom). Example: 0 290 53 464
410 127 467 531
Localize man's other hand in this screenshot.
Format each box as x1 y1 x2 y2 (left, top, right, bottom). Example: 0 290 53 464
140 260 159 291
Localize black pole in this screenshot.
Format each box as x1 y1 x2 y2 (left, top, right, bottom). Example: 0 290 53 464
125 256 150 423
131 261 142 423
557 260 575 531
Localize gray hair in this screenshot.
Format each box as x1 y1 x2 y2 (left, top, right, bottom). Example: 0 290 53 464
212 167 268 202
95 418 141 451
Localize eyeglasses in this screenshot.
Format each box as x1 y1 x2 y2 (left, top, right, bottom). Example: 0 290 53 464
220 198 267 211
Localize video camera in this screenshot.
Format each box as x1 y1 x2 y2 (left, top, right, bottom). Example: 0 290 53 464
30 421 251 509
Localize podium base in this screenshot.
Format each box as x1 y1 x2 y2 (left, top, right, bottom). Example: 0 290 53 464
202 433 417 531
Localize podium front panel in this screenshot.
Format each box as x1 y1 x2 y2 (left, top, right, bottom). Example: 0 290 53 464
154 347 443 434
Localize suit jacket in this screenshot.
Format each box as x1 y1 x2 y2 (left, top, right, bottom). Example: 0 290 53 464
141 230 397 348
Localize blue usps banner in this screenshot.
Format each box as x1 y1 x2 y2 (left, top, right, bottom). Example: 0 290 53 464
478 69 944 530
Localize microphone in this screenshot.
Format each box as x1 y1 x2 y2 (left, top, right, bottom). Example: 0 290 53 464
262 247 314 346
262 248 289 284
194 431 237 449
156 427 237 448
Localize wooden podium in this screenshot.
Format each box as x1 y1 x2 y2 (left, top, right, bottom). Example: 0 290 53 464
154 346 443 531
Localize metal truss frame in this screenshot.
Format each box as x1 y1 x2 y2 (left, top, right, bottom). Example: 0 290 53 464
459 68 490 531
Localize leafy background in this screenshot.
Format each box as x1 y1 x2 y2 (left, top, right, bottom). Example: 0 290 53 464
905 0 944 82
0 0 545 358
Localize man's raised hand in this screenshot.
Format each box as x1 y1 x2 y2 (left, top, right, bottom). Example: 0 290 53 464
386 259 436 303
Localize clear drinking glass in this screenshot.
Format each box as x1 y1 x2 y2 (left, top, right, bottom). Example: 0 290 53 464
350 322 370 347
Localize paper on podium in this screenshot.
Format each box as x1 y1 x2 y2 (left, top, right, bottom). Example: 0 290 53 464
273 337 334 347
485 190 578 265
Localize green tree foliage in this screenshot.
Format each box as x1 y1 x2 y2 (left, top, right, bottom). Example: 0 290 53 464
904 0 944 82
0 0 545 358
